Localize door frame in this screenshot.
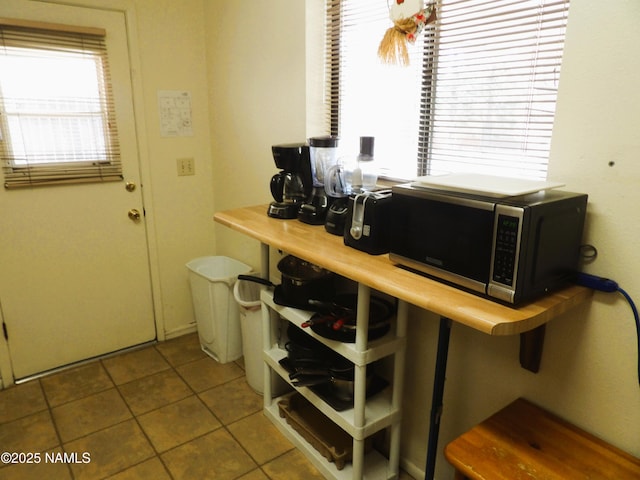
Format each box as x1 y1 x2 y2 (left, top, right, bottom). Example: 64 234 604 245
0 0 166 387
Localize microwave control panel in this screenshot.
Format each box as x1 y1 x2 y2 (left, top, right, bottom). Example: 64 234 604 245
492 214 520 285
490 205 524 295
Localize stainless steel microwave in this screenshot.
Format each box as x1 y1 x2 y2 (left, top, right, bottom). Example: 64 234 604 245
389 183 588 304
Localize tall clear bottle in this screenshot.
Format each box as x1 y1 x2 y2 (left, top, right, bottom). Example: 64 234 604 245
351 136 378 193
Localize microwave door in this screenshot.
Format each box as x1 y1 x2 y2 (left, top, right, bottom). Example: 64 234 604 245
390 193 494 292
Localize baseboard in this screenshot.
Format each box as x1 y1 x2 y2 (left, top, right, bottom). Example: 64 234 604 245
163 323 197 340
401 457 425 480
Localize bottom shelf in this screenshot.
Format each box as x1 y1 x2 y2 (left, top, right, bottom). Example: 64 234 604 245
264 398 398 480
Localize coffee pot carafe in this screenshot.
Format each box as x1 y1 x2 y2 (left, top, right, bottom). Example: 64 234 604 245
270 171 305 202
267 143 312 219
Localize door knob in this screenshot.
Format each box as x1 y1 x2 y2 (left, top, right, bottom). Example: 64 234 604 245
128 209 141 221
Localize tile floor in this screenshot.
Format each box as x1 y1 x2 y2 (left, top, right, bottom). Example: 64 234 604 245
0 333 414 480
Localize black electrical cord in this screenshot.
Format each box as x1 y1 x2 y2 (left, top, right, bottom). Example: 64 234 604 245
575 272 640 386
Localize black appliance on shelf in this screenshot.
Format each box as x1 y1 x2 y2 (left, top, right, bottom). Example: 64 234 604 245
343 190 393 255
267 143 313 219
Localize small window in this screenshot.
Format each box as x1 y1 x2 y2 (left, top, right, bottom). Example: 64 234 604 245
0 19 122 189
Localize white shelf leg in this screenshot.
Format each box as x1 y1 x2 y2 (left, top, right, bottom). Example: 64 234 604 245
262 301 274 409
352 438 365 479
389 299 409 478
260 241 272 410
352 283 370 479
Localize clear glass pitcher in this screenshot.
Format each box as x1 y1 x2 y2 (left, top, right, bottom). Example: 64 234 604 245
324 160 350 198
308 136 339 187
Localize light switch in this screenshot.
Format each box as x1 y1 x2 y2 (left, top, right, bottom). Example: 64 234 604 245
177 158 195 176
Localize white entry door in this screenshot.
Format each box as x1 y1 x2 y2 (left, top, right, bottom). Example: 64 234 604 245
0 1 156 379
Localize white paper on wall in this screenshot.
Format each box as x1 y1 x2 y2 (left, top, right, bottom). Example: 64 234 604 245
158 90 193 137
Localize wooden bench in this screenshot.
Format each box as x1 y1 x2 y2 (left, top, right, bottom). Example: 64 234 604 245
444 398 640 480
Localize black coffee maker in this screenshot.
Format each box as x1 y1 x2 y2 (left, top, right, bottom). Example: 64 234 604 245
268 144 312 219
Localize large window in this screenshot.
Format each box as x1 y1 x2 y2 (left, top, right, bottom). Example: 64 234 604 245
328 0 570 181
0 19 121 189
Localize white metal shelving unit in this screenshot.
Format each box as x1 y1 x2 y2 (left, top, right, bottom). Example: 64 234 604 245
260 284 408 480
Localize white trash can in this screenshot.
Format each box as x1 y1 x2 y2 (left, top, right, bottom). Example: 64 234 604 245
186 256 252 363
233 276 289 396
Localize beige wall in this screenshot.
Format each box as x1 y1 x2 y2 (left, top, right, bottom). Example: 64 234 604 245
207 1 640 479
132 0 216 337
205 0 308 272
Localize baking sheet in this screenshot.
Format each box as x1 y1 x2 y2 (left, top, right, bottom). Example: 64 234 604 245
412 173 565 198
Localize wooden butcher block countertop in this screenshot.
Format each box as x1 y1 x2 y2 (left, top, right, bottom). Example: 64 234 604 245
214 204 592 336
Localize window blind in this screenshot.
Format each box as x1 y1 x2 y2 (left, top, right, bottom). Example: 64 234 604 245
327 0 427 180
328 0 570 181
0 18 122 189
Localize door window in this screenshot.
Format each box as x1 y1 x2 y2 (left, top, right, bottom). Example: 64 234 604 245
0 19 121 189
